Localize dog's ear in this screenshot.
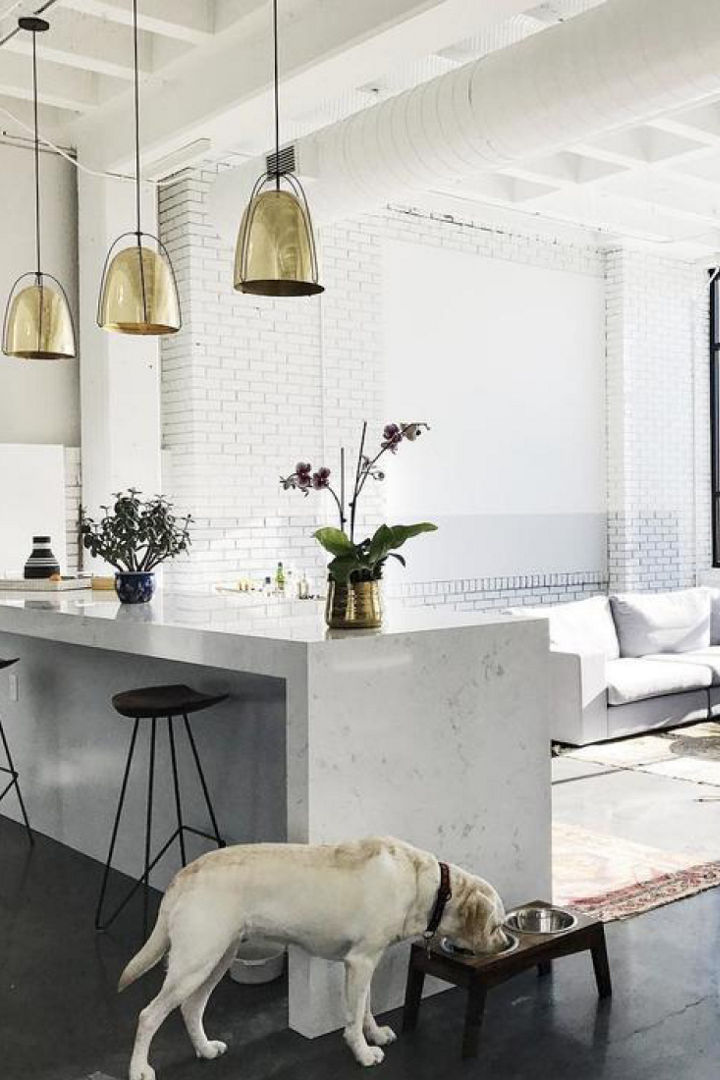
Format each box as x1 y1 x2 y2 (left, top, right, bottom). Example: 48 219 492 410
459 886 495 949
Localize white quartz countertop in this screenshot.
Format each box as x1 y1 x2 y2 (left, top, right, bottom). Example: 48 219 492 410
0 588 547 678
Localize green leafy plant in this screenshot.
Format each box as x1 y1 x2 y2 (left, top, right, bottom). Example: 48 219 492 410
281 421 437 583
314 522 437 583
80 489 192 573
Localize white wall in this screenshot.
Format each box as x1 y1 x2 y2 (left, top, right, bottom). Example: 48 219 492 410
160 170 612 606
0 141 80 446
383 237 607 582
0 444 68 574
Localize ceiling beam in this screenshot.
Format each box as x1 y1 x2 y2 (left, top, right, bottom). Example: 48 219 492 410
71 0 532 170
0 49 117 110
59 0 215 46
3 8 155 80
0 91 76 143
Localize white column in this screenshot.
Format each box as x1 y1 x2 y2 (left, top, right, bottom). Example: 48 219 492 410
76 142 162 519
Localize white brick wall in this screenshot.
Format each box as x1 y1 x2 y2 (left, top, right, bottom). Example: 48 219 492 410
154 166 711 606
159 166 384 589
64 446 82 576
606 248 710 591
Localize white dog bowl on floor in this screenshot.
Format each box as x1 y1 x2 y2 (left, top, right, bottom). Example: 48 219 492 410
229 939 286 985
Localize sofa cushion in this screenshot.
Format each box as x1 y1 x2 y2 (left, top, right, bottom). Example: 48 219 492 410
703 587 720 645
606 657 713 706
644 647 720 686
610 589 711 658
507 595 619 660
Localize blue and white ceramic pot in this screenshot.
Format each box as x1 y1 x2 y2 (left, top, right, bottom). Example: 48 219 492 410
114 571 156 604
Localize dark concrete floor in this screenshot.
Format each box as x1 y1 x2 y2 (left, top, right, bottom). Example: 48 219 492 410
2 814 720 1080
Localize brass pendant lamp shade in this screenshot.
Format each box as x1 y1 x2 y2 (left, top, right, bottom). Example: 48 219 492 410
2 18 76 361
233 0 323 297
3 273 76 359
97 0 180 335
98 232 180 334
234 177 322 296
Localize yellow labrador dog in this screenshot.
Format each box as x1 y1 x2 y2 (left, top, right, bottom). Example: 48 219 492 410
120 836 509 1079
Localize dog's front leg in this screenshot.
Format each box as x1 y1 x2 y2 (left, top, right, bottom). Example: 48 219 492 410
343 951 384 1067
363 990 397 1049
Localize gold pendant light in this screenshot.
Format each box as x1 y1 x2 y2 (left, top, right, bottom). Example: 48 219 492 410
2 17 76 361
97 0 180 335
233 0 323 297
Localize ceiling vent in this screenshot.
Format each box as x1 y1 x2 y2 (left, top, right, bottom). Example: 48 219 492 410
266 144 296 176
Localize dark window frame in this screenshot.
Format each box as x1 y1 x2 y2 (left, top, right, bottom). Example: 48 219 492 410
711 270 720 566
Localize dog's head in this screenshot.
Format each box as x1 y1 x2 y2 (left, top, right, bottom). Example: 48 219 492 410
443 873 510 956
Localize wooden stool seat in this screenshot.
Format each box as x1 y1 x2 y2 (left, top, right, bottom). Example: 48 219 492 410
112 684 227 719
403 900 611 1059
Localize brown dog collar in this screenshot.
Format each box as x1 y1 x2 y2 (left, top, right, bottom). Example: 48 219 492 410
424 861 452 945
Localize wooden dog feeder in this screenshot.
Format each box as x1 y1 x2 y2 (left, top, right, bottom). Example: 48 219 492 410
402 900 611 1059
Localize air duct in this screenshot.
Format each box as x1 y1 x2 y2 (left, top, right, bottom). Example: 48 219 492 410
212 0 720 229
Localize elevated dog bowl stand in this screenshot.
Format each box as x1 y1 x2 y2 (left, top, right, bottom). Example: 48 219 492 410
402 900 611 1059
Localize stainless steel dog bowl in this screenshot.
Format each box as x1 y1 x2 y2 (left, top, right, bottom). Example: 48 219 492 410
504 904 577 935
439 931 518 958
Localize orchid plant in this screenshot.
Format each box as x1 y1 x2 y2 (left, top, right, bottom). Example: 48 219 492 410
281 422 437 583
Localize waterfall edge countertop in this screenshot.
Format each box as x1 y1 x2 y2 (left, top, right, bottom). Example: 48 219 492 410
0 589 547 679
0 587 551 1039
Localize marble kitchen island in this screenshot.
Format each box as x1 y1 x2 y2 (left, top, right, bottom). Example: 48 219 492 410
0 590 550 1037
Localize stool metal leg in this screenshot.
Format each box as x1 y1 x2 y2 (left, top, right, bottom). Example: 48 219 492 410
167 716 187 866
0 711 33 845
95 718 140 930
183 713 224 847
142 716 157 937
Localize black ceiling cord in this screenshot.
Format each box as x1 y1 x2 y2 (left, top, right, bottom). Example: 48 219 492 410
272 0 280 190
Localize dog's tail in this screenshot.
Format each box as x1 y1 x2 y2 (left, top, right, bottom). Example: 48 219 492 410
118 909 170 992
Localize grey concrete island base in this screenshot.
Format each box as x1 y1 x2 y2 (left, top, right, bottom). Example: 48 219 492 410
0 590 551 1038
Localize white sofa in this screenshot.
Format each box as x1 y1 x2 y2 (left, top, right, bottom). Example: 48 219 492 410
508 588 720 746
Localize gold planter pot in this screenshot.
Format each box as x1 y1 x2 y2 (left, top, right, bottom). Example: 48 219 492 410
325 579 382 630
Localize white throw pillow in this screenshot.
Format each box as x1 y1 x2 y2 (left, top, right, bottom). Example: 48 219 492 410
507 595 619 660
610 588 711 658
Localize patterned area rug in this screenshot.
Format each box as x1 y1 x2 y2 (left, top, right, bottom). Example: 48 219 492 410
559 720 720 786
553 721 720 920
553 822 720 921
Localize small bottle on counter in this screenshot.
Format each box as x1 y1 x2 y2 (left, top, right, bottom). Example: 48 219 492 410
264 575 273 596
298 571 310 599
275 561 286 592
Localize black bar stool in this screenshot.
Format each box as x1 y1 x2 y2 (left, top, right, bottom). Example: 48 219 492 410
95 684 228 934
0 658 33 845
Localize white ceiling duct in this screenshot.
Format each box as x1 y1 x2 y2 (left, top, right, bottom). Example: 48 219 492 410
211 0 720 235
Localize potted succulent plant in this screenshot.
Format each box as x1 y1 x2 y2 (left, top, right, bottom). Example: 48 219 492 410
281 421 436 628
80 489 192 604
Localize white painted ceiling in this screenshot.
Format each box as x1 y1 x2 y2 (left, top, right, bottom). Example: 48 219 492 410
1 0 720 255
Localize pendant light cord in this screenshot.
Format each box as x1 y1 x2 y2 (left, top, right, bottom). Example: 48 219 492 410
273 0 280 190
133 0 142 234
32 30 41 278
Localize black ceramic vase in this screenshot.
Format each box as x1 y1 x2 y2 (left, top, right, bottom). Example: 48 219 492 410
24 536 60 580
